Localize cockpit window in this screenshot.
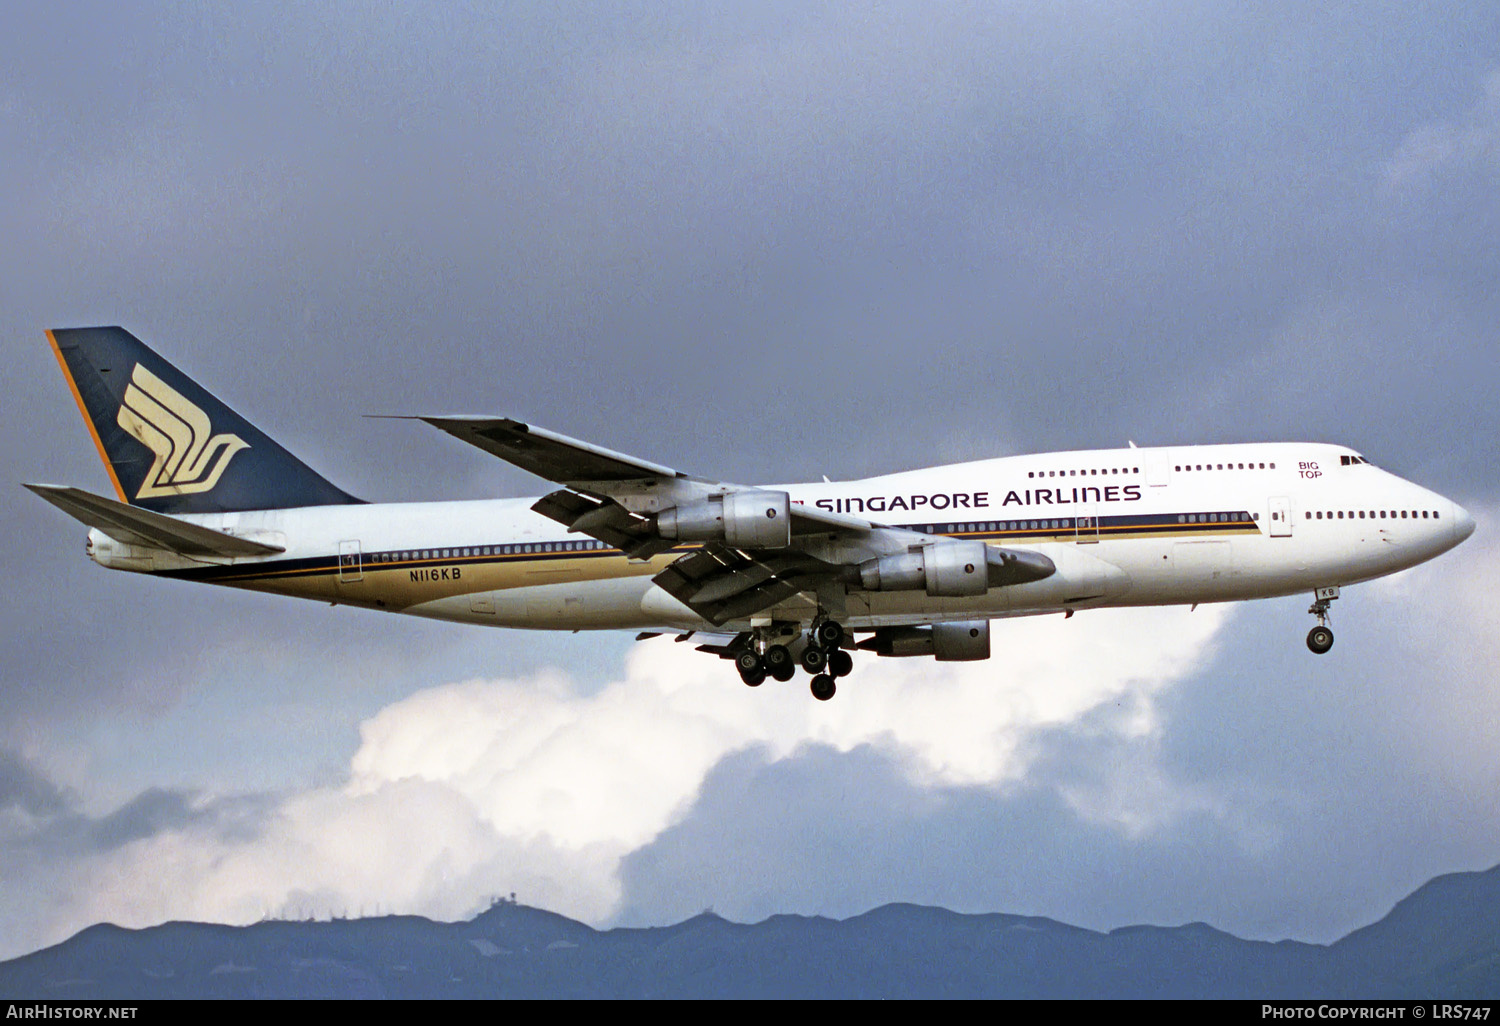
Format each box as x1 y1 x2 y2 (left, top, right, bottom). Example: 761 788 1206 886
1340 455 1372 466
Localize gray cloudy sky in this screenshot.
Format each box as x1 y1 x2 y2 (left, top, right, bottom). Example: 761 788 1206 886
3 2 1499 961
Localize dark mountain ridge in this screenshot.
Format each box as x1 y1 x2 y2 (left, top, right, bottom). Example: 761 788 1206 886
3 864 1498 998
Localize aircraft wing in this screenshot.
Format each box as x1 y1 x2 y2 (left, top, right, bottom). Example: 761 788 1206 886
421 416 1051 624
652 544 846 626
419 417 696 486
422 415 881 553
25 484 285 557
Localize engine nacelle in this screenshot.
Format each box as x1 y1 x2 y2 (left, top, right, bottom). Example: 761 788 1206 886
656 490 791 549
858 540 989 597
933 620 990 661
860 620 991 661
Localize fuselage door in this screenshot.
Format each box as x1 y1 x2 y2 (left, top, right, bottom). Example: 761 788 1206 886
1267 497 1292 537
1074 510 1100 544
338 540 363 583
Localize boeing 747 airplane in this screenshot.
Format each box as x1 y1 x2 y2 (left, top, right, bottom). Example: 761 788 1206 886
29 327 1476 700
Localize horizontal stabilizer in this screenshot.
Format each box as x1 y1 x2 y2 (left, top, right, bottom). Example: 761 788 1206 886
25 484 284 557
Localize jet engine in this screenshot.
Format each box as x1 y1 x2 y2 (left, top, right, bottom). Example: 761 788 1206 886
656 490 792 549
858 621 992 661
857 540 991 597
857 541 1055 597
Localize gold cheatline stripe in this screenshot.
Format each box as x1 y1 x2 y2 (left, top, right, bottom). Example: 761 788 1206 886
196 548 639 583
46 330 127 503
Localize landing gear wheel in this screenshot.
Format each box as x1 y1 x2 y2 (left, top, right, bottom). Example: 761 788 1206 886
735 650 765 681
1307 626 1334 655
1306 588 1338 656
770 663 796 683
800 645 828 674
764 645 793 675
813 621 845 650
741 670 766 687
810 674 836 701
827 649 853 678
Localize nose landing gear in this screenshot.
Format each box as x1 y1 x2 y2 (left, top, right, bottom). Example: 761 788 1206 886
1306 586 1339 654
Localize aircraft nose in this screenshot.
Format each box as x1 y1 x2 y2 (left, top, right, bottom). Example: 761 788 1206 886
1451 501 1476 545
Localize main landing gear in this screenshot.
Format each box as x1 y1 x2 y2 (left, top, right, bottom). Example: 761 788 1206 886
735 620 852 700
1306 586 1338 654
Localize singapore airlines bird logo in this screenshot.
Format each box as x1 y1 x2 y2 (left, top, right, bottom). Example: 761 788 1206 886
116 364 249 499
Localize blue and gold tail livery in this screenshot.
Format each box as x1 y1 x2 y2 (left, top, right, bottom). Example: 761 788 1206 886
47 326 363 514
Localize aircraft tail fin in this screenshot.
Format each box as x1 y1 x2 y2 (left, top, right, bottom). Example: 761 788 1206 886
46 326 362 513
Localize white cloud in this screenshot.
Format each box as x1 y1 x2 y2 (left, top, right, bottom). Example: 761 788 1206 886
16 603 1229 958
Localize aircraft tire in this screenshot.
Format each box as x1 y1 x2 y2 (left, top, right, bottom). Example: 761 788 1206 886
741 670 766 687
765 644 793 674
814 621 845 650
736 650 765 676
800 645 828 674
1306 626 1334 654
828 649 853 678
770 663 796 683
810 674 836 701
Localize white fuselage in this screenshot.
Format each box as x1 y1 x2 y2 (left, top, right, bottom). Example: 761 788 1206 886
86 442 1473 633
